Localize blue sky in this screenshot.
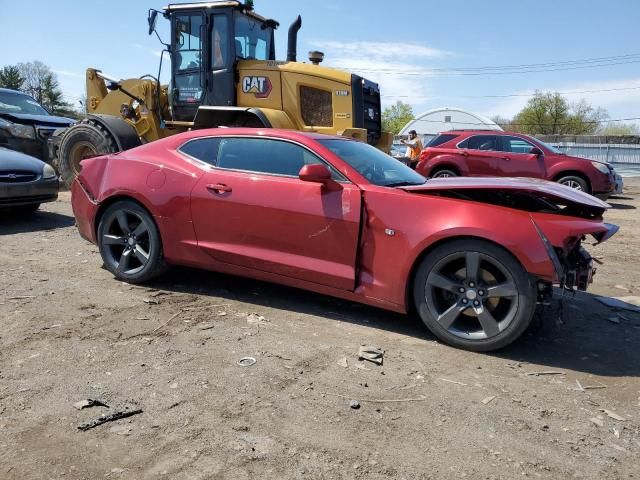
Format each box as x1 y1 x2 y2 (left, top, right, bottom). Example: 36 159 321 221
1 0 639 125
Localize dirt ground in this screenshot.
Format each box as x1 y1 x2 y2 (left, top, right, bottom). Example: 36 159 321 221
1 180 639 480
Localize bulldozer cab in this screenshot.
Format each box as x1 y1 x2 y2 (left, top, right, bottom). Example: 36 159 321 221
160 2 277 122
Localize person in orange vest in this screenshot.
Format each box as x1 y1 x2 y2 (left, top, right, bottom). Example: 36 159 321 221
401 130 423 169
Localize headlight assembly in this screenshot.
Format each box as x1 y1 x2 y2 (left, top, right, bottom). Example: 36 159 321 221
8 123 36 139
42 163 57 179
591 161 610 174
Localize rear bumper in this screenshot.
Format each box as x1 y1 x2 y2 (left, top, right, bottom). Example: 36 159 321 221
71 178 99 243
0 177 59 207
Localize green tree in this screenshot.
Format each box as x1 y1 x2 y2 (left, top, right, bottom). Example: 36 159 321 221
510 91 608 135
16 61 75 116
0 65 25 90
382 101 414 134
40 74 74 116
598 122 640 135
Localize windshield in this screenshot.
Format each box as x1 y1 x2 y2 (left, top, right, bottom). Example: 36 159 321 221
318 139 426 187
536 139 564 155
0 91 49 116
234 14 272 60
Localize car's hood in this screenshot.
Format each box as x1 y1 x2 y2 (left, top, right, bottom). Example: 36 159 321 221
0 146 46 171
401 176 609 218
559 154 607 166
0 111 74 127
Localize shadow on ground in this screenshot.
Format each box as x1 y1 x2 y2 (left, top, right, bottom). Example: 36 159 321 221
146 267 640 379
0 210 75 235
608 202 636 210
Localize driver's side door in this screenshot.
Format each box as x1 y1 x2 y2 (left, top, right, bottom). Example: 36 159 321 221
496 136 546 178
188 136 362 291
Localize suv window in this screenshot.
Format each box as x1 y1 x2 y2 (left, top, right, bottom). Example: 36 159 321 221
216 137 346 180
425 134 458 148
501 136 536 154
459 135 498 151
179 137 221 165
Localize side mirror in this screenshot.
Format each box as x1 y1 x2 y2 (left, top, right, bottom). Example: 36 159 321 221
299 163 331 183
530 147 543 156
148 10 158 35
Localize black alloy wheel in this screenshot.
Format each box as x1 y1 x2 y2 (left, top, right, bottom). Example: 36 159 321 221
97 200 166 283
414 239 537 351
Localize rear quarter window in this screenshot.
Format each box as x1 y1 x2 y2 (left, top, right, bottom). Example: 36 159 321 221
178 137 221 165
426 134 458 148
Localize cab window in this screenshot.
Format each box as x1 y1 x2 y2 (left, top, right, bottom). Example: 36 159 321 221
234 15 271 60
175 15 203 71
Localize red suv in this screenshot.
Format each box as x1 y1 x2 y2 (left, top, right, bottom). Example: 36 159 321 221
417 130 615 198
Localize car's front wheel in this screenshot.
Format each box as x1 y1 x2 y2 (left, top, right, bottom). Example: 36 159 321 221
557 175 590 193
413 239 537 351
430 168 458 178
97 200 166 283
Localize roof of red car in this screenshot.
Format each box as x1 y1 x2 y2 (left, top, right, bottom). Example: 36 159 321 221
172 128 351 142
444 130 521 136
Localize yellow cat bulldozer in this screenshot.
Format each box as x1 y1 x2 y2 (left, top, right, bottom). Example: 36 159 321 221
52 0 392 187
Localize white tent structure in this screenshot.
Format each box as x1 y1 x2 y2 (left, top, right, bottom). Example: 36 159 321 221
398 107 503 141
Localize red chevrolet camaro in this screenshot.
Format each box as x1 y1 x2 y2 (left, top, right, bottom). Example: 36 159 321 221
71 128 618 351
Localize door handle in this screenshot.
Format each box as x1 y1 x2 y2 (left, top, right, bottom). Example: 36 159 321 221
460 150 469 157
206 183 232 193
502 156 511 161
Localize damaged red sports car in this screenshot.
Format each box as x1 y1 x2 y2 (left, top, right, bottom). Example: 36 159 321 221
71 129 618 351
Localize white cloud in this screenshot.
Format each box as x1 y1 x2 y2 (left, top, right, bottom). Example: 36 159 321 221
313 40 448 111
310 40 451 60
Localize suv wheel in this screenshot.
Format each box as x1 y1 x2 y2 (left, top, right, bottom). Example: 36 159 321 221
431 168 458 178
557 175 589 193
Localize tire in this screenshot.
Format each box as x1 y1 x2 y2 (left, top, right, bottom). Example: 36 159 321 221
556 175 589 193
431 168 458 179
97 200 167 283
413 239 537 352
56 119 120 189
14 204 40 214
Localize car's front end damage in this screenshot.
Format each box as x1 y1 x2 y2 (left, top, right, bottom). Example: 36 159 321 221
402 177 619 301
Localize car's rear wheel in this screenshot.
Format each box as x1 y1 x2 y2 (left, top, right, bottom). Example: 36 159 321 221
97 200 166 283
431 168 458 178
557 175 589 193
413 239 537 351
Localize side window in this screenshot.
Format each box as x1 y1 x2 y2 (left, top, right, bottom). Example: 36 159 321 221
426 134 458 148
212 15 229 69
175 15 203 71
216 138 346 180
465 135 498 151
502 136 536 154
179 138 221 165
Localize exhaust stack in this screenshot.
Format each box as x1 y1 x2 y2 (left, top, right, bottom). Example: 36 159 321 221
286 15 302 62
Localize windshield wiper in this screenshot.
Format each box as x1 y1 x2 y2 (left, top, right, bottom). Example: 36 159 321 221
384 181 426 188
